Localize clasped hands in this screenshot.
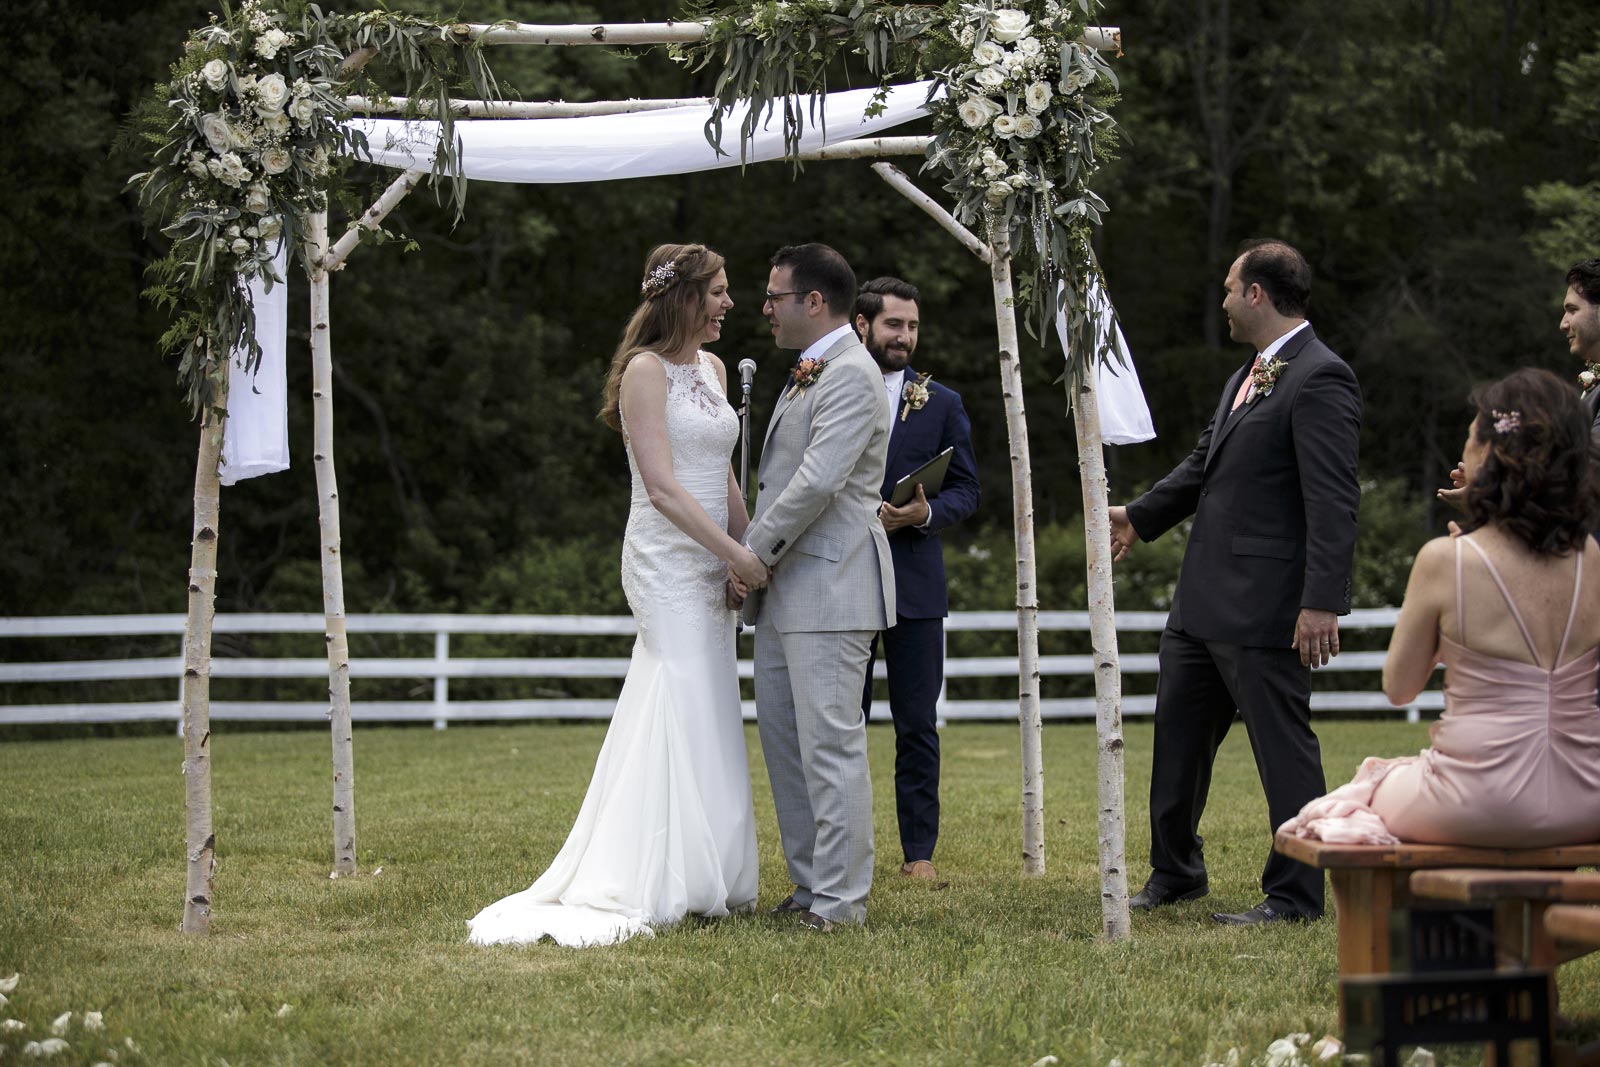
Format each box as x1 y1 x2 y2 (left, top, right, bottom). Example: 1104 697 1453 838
725 547 770 608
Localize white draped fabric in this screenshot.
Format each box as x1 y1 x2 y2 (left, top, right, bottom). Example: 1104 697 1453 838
1057 279 1155 446
221 80 1157 480
220 244 290 485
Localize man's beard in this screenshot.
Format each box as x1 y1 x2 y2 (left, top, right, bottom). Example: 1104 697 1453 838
865 330 914 372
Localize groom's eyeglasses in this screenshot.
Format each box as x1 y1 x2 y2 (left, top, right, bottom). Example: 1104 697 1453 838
764 290 812 302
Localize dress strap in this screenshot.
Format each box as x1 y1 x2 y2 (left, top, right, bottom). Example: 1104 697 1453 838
1461 535 1543 666
1453 535 1466 644
1554 549 1584 667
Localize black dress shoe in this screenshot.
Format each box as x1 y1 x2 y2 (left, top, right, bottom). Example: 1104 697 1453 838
1211 901 1313 926
769 893 808 916
1129 879 1209 911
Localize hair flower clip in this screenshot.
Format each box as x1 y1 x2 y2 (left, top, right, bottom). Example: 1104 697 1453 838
1491 409 1521 435
641 263 677 297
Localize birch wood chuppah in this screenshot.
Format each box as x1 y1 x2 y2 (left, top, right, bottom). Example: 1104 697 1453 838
146 5 1135 940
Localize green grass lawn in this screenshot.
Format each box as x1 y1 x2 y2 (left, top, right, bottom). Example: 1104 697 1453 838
3 719 1595 1066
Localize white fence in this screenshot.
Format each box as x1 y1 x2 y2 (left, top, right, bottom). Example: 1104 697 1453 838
0 610 1432 726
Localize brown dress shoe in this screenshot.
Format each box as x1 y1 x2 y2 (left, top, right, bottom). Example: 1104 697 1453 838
796 910 835 933
900 860 939 880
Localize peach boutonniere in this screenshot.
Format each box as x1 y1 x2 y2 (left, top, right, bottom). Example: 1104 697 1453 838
785 356 827 401
1580 362 1599 393
900 372 933 422
1246 355 1285 404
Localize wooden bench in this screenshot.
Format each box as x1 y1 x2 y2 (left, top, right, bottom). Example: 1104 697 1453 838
1275 833 1600 1066
1545 905 1600 949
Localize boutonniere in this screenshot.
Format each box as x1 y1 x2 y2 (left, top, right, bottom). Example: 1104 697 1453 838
1581 361 1600 393
1246 355 1285 404
900 372 934 422
785 356 827 401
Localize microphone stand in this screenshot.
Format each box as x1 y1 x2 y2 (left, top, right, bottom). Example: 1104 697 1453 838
739 377 753 506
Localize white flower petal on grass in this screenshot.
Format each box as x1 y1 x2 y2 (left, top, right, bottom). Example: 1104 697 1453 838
373 867 383 876
1310 1036 1343 1062
1405 1050 1435 1067
1031 1057 1060 1067
275 1004 292 1018
124 1037 138 1051
83 1012 104 1032
22 1041 42 1057
0 975 18 994
2 1019 26 1032
48 1013 71 1036
93 1062 115 1067
40 1038 69 1055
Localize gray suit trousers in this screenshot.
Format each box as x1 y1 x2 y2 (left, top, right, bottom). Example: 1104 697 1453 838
754 618 875 924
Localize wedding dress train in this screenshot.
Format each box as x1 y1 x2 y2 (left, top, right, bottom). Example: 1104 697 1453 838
467 352 758 947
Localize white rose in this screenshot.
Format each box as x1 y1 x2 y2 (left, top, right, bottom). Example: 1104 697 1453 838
972 41 1005 67
993 113 1020 138
310 145 330 176
254 28 292 60
260 110 290 137
230 238 251 256
199 113 234 155
186 152 209 178
1003 50 1026 73
244 183 271 214
1018 36 1043 57
225 224 241 238
257 215 283 241
975 66 1007 90
259 147 292 175
957 94 1003 128
236 74 257 96
986 180 1013 203
1007 172 1031 189
289 96 316 128
255 73 289 115
201 59 229 92
1025 81 1053 113
990 9 1032 43
1063 68 1091 93
1014 113 1044 138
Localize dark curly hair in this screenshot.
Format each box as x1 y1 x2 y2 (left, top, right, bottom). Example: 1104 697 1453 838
1463 367 1600 556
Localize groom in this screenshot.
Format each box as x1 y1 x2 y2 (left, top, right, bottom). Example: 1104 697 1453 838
737 243 896 932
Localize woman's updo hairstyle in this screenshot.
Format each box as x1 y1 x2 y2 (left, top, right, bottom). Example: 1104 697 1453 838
599 243 726 432
1463 367 1600 556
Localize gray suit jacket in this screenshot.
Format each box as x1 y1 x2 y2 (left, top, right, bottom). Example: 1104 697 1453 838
743 331 896 633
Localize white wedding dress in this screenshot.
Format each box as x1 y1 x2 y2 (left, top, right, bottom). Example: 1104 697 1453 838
467 352 759 947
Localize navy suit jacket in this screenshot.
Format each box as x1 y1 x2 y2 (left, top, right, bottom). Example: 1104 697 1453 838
878 368 981 619
1126 326 1362 647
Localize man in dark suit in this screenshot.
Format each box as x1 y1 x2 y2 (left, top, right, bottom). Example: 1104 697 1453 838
1108 239 1362 925
1561 258 1600 437
853 277 980 882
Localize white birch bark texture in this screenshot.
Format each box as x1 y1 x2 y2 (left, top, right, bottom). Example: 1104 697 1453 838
308 210 357 875
180 355 226 935
987 220 1046 876
1071 372 1131 940
870 163 992 263
325 169 424 272
454 21 1121 52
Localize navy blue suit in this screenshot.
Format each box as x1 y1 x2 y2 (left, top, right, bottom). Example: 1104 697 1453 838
862 367 981 863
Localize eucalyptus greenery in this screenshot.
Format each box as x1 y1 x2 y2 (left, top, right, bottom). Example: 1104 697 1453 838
681 0 1123 388
131 0 500 420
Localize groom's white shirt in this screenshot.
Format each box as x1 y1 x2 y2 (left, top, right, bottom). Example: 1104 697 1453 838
798 322 857 367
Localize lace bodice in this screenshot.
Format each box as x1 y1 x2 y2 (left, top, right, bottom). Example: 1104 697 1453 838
618 352 739 637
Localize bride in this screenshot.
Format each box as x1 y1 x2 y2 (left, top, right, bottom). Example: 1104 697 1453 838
468 243 770 947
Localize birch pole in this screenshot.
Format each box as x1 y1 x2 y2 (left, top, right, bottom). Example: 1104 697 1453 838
987 219 1046 875
308 209 357 875
1071 370 1130 940
180 352 227 935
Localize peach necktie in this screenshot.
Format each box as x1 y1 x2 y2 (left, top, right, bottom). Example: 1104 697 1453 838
1231 356 1263 411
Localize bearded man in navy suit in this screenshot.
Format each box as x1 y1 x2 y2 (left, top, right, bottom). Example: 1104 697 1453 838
1108 240 1362 925
853 277 981 882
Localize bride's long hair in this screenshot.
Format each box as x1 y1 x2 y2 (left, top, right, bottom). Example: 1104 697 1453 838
599 243 726 432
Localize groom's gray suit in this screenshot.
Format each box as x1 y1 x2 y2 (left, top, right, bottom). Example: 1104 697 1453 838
744 325 896 924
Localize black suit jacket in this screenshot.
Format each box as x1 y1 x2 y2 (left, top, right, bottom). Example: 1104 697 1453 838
1127 325 1362 648
1584 384 1599 438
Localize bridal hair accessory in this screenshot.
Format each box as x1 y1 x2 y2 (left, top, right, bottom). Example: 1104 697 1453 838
1491 409 1522 435
1581 362 1599 392
900 372 933 422
641 262 678 298
1246 354 1285 404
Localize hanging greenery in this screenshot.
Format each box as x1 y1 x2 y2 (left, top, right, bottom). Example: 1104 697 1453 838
130 0 501 420
679 0 1122 386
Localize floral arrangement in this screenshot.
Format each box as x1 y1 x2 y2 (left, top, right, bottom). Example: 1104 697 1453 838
787 356 828 400
1247 355 1285 404
682 1 1122 386
901 372 934 421
133 1 498 419
1581 361 1599 393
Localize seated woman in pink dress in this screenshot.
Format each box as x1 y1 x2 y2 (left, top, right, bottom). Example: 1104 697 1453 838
1283 368 1600 846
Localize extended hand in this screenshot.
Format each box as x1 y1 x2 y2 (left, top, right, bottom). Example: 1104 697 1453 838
729 548 770 592
1436 462 1468 512
879 485 931 533
1108 505 1140 563
1293 608 1340 669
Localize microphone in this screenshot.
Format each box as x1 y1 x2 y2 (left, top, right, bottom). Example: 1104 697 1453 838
737 358 757 399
